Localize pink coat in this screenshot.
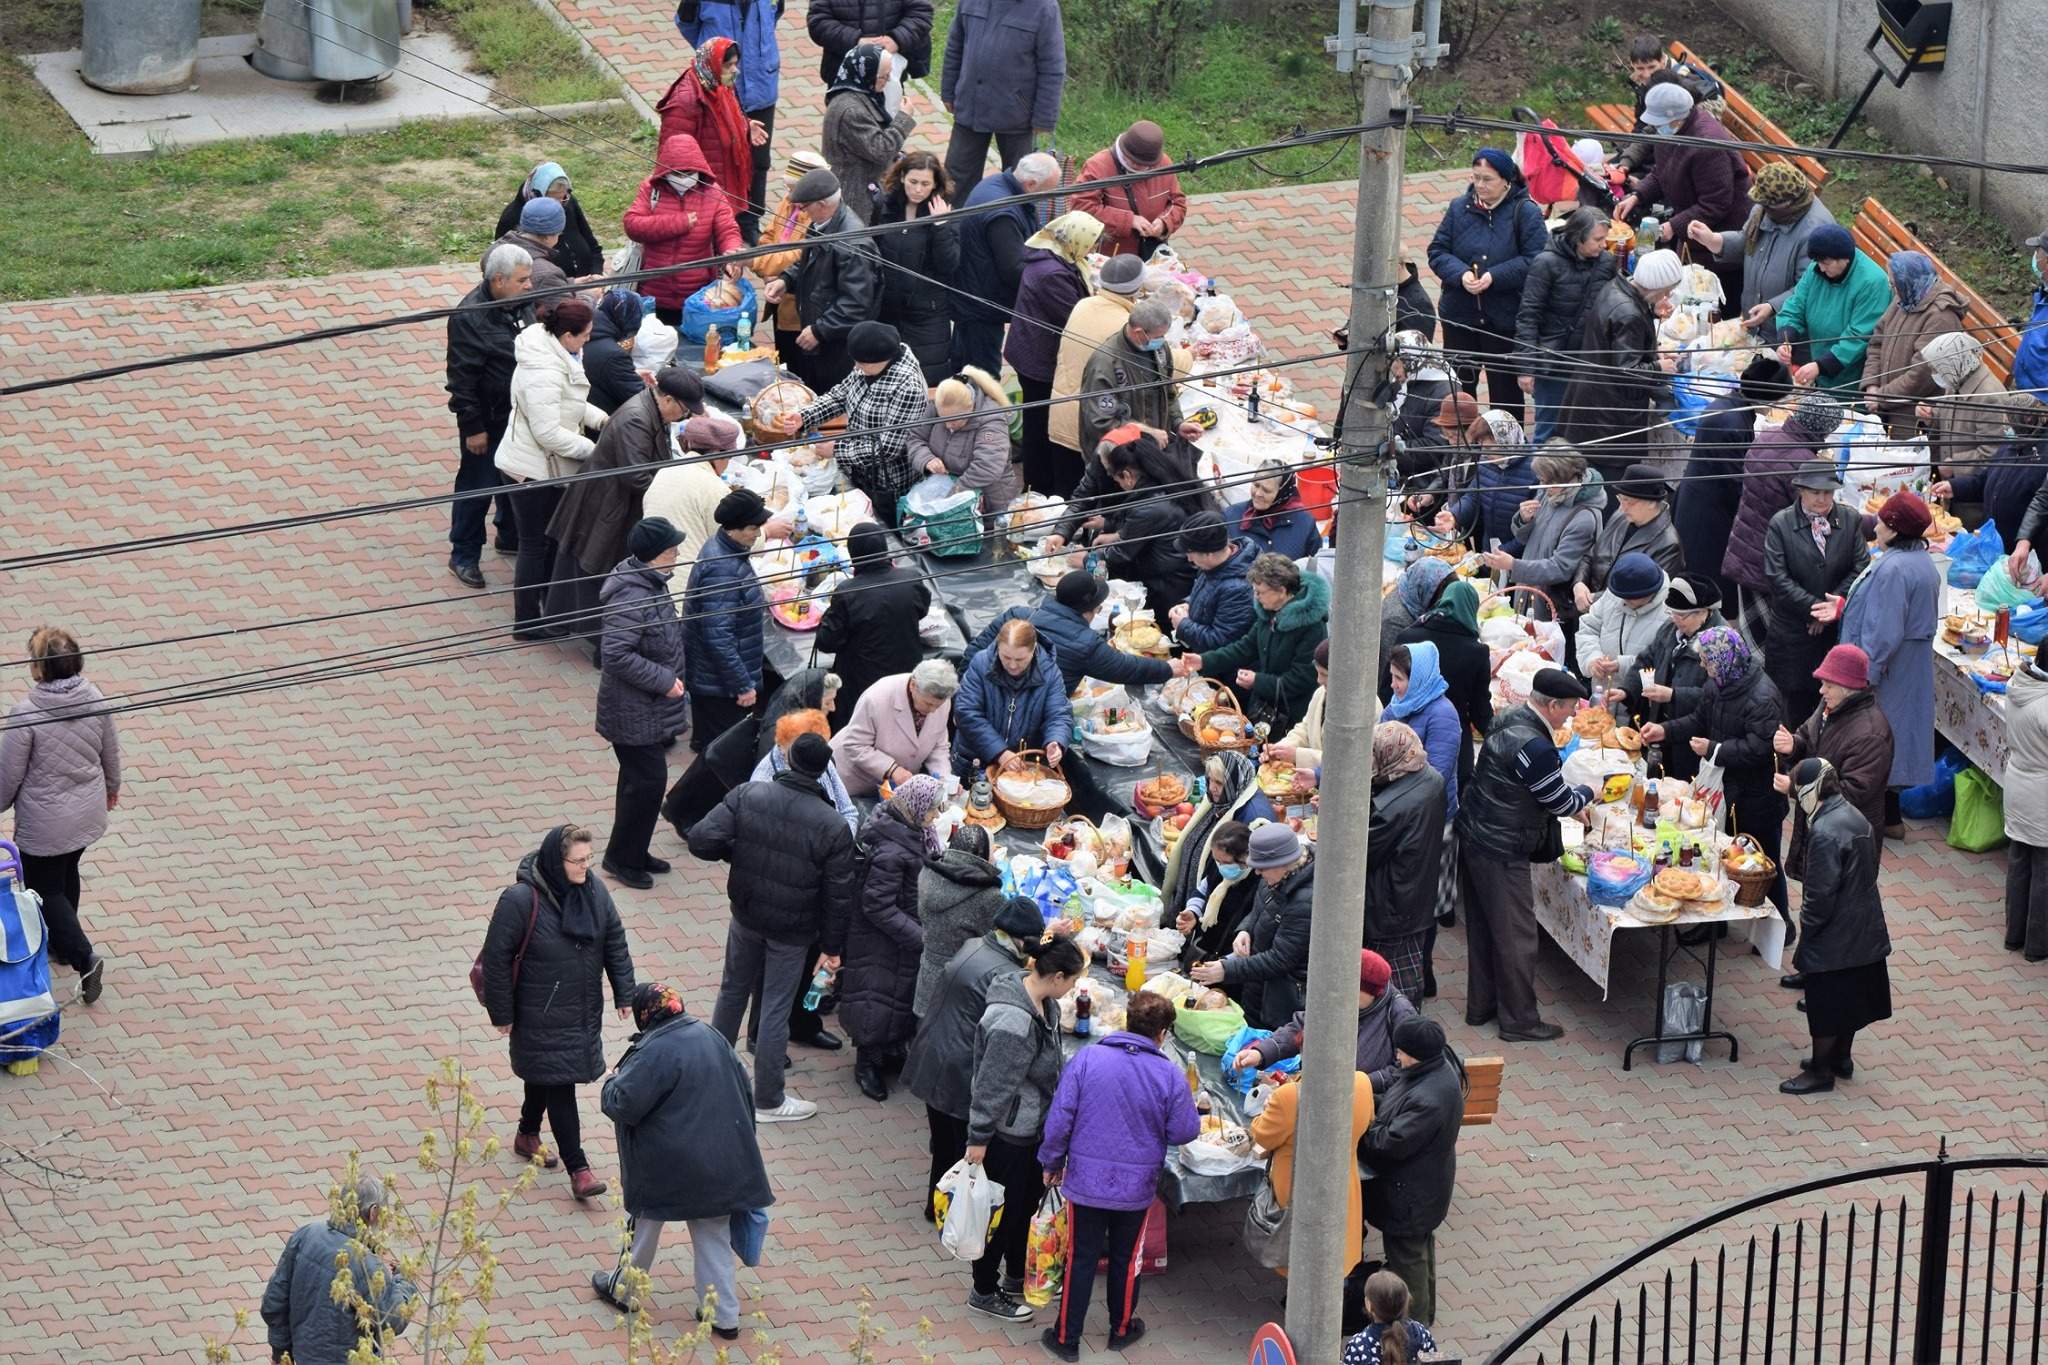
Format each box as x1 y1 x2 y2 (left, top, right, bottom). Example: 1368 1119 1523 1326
830 673 952 796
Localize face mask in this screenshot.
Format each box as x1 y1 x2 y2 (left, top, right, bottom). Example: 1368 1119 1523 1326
1217 863 1247 881
1140 336 1167 353
664 172 699 195
1654 120 1681 137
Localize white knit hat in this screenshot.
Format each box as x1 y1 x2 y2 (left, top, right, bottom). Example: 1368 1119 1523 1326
1632 248 1685 291
1570 138 1605 170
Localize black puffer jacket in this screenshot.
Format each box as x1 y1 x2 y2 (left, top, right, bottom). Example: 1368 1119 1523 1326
1367 767 1446 942
1792 793 1890 976
1559 275 1671 481
816 560 930 730
687 770 859 951
1615 612 1724 780
913 848 1005 1016
903 931 1030 1119
602 1013 773 1223
808 0 935 80
840 804 930 1051
1662 665 1786 805
445 279 533 440
582 305 644 415
1361 1052 1463 1237
481 837 635 1085
494 189 604 276
1220 856 1315 1030
1515 230 1620 382
595 559 689 747
871 188 960 381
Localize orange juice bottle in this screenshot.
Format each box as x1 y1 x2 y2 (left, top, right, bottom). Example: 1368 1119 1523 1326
1124 934 1147 992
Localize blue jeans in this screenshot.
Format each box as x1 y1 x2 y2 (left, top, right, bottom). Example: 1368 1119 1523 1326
449 424 512 565
1530 377 1568 445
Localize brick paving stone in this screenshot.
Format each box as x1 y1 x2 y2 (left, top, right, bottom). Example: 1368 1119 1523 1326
1 24 2043 1363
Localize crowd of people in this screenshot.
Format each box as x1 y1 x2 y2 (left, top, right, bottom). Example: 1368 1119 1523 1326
14 17 2048 1365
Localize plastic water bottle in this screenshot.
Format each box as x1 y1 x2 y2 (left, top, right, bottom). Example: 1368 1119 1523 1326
800 962 834 1012
737 302 755 348
1635 217 1660 254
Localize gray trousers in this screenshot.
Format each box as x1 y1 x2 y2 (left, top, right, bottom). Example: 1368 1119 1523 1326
611 1214 740 1330
1382 1229 1437 1326
710 917 809 1109
944 126 1039 202
1459 850 1542 1034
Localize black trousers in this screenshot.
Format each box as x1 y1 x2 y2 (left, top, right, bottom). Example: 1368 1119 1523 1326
943 125 1037 202
971 1136 1043 1294
1055 1202 1148 1345
1018 374 1077 496
450 420 514 565
608 741 668 871
508 481 563 638
21 848 92 973
689 694 751 754
1440 319 1524 424
2006 841 2048 958
518 1080 587 1171
1730 790 1789 915
741 104 774 243
662 752 731 836
925 1106 970 1221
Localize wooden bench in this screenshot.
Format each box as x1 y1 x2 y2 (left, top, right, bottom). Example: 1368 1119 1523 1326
1581 41 1829 190
1849 195 2020 384
1461 1055 1503 1128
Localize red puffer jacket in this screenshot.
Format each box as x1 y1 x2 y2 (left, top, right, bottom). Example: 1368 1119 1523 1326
624 134 743 313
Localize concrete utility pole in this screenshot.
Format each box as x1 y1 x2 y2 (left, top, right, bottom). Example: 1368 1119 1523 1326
1284 0 1415 1356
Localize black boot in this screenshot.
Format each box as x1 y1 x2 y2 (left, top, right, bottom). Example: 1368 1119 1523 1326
855 1054 889 1102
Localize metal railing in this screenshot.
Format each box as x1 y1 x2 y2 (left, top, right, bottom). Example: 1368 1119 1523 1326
1486 1143 2048 1364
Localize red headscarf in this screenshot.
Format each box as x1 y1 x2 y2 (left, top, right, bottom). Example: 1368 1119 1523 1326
693 38 754 216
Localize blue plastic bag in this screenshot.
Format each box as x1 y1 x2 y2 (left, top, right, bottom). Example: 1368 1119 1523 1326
1945 522 2004 589
1220 1025 1301 1094
2013 603 2048 646
1009 859 1081 923
680 276 758 347
729 1208 769 1267
1899 748 1967 820
1668 370 1733 439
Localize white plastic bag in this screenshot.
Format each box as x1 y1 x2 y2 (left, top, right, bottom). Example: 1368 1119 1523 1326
1243 1081 1276 1118
904 474 979 518
1079 718 1154 766
935 1158 1005 1262
633 310 677 373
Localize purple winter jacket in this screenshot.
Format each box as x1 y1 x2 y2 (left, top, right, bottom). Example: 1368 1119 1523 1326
1003 249 1089 384
0 676 121 857
1722 426 1820 593
1037 1030 1202 1212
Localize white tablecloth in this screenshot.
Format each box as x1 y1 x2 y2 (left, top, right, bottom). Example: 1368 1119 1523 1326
1932 640 2011 784
1531 852 1779 997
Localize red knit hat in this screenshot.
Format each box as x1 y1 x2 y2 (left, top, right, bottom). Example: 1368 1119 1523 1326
1359 949 1393 994
1812 643 1870 690
1878 490 1932 539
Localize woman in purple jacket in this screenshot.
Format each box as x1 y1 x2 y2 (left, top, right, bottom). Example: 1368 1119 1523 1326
1037 990 1201 1359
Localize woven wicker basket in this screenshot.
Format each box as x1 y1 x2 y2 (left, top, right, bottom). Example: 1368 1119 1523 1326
986 750 1069 829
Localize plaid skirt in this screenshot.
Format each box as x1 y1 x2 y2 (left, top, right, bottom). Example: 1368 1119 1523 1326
1369 931 1432 1006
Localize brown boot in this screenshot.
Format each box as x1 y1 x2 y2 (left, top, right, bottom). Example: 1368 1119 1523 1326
512 1132 559 1169
571 1167 608 1200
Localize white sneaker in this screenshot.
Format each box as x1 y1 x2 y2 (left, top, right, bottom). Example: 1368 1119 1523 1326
756 1096 818 1122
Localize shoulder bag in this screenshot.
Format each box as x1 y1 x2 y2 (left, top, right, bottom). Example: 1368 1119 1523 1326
471 886 540 1010
1241 1162 1292 1270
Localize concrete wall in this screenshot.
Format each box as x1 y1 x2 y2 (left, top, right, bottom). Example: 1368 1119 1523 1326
1709 0 2048 238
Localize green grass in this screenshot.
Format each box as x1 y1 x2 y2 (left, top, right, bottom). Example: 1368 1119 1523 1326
930 1 1364 195
1 0 645 299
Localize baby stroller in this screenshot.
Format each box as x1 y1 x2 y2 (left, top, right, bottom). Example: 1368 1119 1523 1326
0 838 60 1077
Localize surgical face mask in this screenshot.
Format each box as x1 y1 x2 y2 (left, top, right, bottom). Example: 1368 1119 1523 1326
1932 373 1952 391
1653 120 1681 136
1140 335 1167 353
1217 863 1247 881
664 172 699 194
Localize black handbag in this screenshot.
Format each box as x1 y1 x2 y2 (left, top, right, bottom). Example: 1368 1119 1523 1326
1121 183 1166 260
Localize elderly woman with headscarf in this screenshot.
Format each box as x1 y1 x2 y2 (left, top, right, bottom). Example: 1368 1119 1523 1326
1395 578 1491 803
656 36 766 224
1365 721 1448 1003
1859 252 1970 437
1224 460 1324 561
1434 409 1532 554
822 45 917 224
844 774 944 1101
1689 162 1840 344
584 288 649 415
481 822 636 1201
1775 757 1892 1094
1640 626 1789 918
495 161 604 276
1007 211 1106 494
1722 390 1845 643
1915 331 2023 481
1427 148 1550 420
1380 558 1452 687
1839 492 1941 837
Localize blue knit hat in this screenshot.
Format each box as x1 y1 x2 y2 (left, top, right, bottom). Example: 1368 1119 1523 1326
1472 147 1521 185
1807 224 1856 262
519 196 568 236
1609 552 1664 601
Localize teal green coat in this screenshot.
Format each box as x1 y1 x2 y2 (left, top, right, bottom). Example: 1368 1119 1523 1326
1774 252 1893 393
1198 571 1331 732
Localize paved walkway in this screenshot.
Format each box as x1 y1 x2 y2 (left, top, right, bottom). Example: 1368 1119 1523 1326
1 7 2044 1364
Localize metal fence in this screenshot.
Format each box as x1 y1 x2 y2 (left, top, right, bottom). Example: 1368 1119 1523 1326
1486 1145 2048 1364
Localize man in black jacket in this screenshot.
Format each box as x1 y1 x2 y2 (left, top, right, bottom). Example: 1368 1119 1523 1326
816 521 932 727
1456 668 1595 1041
761 170 882 391
444 243 536 587
592 983 774 1332
1362 1015 1464 1327
689 734 858 1122
807 0 934 83
1615 572 1726 781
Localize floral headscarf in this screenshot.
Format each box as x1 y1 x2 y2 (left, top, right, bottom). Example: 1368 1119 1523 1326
687 37 753 192
1024 210 1106 268
1371 721 1429 784
827 43 890 118
1397 557 1454 618
1920 330 1984 391
630 982 687 1031
1888 251 1937 311
1478 409 1526 448
888 773 946 854
1694 625 1756 687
